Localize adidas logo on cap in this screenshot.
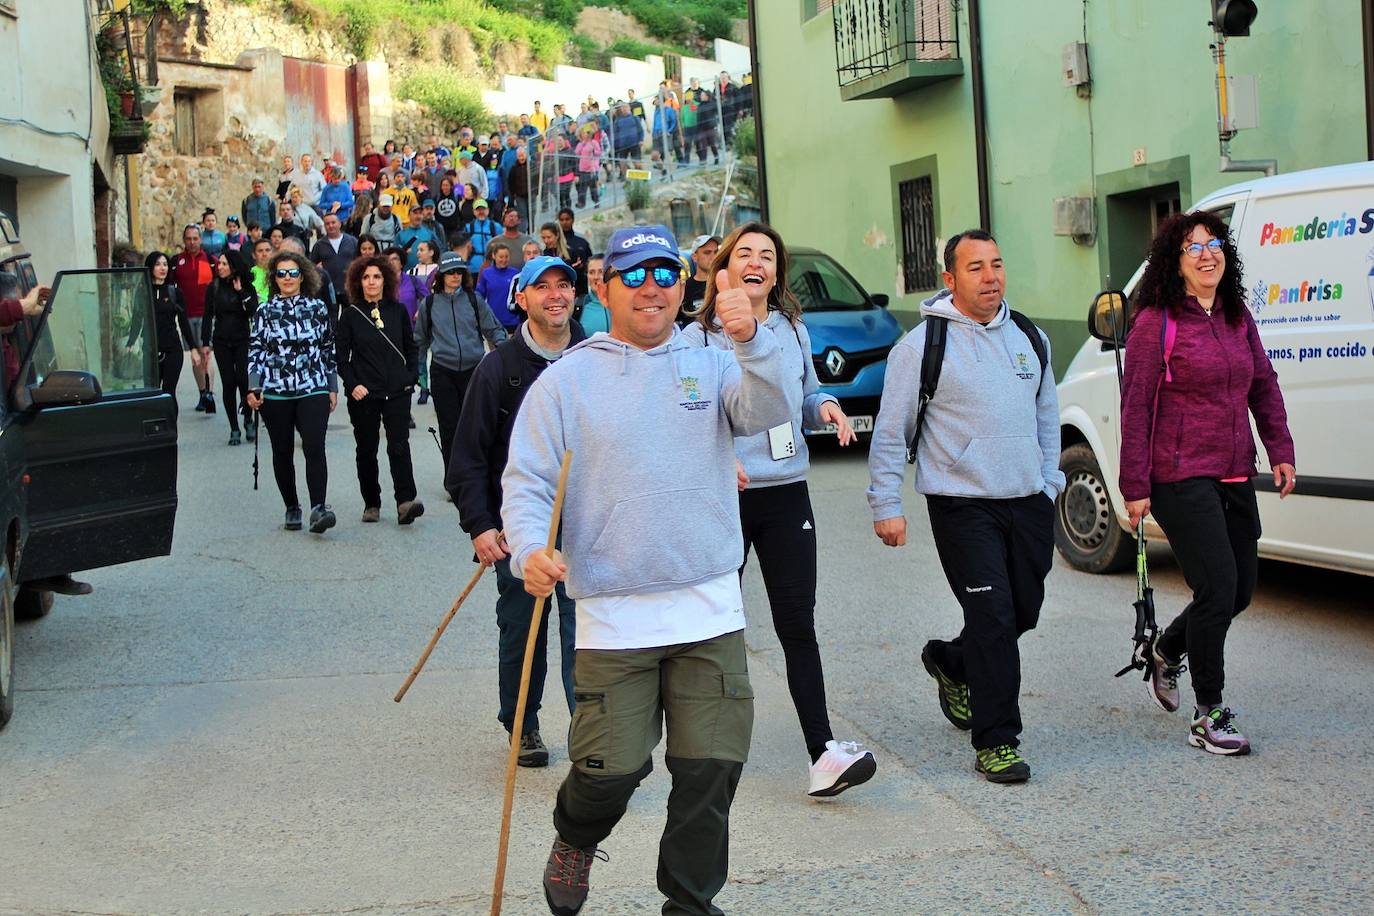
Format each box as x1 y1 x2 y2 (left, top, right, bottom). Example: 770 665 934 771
620 232 672 249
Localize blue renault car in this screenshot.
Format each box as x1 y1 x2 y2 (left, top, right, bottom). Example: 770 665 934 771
787 247 904 435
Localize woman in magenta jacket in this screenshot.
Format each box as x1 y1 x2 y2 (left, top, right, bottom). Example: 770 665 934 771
1119 210 1296 757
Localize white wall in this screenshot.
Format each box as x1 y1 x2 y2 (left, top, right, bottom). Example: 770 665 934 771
482 39 752 118
0 0 110 279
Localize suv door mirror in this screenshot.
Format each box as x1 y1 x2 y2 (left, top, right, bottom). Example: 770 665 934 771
871 293 890 307
30 370 102 407
1088 289 1128 345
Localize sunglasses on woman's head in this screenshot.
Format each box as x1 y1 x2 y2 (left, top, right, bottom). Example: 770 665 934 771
610 264 682 289
275 268 302 278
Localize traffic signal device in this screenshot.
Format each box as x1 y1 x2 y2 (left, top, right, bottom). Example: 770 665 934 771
1211 0 1258 37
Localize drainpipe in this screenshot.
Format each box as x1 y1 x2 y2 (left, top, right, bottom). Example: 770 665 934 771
967 0 992 230
1365 0 1374 159
745 0 769 221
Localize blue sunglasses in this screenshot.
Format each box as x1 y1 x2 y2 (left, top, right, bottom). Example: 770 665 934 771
610 264 682 289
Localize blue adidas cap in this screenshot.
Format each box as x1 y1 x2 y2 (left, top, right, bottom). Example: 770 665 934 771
516 255 576 292
605 225 679 273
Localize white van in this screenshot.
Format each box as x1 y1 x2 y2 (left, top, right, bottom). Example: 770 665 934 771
1055 161 1374 577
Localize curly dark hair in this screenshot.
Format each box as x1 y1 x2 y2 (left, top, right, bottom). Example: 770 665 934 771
698 221 801 329
266 251 322 299
345 255 398 306
1133 210 1245 325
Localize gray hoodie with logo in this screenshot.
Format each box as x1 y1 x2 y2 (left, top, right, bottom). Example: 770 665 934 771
680 311 838 488
502 327 791 600
867 291 1065 522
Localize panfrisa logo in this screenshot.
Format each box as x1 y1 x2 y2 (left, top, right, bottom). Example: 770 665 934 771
620 233 671 249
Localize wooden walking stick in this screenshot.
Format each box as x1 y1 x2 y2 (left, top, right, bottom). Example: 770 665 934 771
490 449 573 916
393 560 493 703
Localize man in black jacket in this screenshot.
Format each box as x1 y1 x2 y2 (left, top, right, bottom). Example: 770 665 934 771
557 208 593 305
447 255 586 769
310 214 359 300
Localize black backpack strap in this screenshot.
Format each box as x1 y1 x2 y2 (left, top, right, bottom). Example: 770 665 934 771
466 290 483 331
423 293 435 335
1008 309 1049 391
907 316 947 465
496 339 525 418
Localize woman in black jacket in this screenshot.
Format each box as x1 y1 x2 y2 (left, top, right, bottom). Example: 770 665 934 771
204 249 259 445
338 255 423 525
131 251 200 407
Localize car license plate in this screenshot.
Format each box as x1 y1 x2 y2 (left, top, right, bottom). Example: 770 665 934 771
816 415 874 434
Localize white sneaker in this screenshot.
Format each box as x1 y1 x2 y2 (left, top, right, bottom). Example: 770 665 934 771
807 739 877 798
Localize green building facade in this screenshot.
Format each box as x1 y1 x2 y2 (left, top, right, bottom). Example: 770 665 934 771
756 0 1367 367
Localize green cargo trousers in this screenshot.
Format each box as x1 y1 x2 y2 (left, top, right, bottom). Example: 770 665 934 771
553 629 753 915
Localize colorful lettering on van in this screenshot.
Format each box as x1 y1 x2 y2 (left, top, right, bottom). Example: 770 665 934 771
1257 208 1374 246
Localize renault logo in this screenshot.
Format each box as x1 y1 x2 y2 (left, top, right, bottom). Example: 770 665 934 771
824 349 846 377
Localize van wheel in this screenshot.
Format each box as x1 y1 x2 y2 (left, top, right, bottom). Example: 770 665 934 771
14 587 52 621
1055 443 1133 574
1 563 14 729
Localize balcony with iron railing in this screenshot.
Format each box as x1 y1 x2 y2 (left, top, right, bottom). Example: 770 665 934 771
833 0 962 101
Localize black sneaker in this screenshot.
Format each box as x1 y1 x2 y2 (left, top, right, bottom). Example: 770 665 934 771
204 393 216 414
974 745 1031 784
194 392 208 412
284 506 303 531
921 641 972 730
308 504 336 534
417 388 430 405
542 835 607 916
228 429 241 446
519 730 549 768
244 421 256 443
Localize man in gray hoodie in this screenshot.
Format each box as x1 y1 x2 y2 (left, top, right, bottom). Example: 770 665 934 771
415 251 507 474
501 225 790 916
867 229 1065 785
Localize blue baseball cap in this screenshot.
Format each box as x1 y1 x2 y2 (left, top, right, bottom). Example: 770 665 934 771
605 225 679 273
516 255 576 292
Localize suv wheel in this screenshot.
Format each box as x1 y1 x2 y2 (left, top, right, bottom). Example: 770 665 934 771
1055 443 1133 574
1 562 14 729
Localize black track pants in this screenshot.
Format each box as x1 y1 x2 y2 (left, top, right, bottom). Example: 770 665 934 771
259 393 330 510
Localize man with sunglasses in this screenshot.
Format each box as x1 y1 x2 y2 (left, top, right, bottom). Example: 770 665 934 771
501 225 791 916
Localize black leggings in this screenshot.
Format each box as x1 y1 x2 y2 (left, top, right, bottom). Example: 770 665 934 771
213 341 250 431
259 393 330 511
1151 477 1260 709
157 348 183 405
739 480 833 756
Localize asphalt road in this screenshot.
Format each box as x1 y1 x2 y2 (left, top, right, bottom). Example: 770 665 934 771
2 375 1371 915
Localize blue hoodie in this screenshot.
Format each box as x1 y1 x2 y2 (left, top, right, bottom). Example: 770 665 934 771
867 291 1064 521
502 327 791 600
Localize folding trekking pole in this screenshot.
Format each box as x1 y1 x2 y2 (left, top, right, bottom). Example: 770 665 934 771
394 558 492 702
491 449 573 916
1115 521 1159 680
428 425 442 453
252 410 260 491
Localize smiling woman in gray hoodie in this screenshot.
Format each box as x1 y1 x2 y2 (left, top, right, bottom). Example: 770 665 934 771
500 225 790 916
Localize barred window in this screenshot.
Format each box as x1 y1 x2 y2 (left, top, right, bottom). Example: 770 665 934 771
898 175 937 292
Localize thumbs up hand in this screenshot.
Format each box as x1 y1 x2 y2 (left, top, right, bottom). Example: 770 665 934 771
715 270 757 343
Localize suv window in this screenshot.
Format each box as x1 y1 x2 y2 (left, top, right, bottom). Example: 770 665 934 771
27 270 157 393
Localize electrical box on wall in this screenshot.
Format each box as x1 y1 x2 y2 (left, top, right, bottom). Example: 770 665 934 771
1219 74 1260 133
1062 42 1089 87
1054 196 1095 242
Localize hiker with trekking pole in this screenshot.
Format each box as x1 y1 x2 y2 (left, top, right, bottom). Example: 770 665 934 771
447 255 587 769
1117 211 1295 756
867 229 1063 784
497 225 790 916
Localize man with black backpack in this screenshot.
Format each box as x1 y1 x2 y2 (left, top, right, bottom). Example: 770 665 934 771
415 251 507 474
866 229 1065 785
448 255 586 769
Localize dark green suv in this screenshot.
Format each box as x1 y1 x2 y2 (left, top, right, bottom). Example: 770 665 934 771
0 213 178 729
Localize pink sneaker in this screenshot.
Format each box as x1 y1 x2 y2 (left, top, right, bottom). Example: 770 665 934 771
1149 647 1186 713
807 739 877 798
1188 707 1251 756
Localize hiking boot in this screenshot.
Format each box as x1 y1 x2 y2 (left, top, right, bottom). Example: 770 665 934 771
284 506 303 531
975 745 1031 783
361 506 380 523
1149 645 1187 713
921 641 971 730
228 429 241 447
204 393 216 414
1189 706 1251 756
308 504 336 534
397 499 425 525
542 835 607 916
519 730 549 768
244 421 256 442
416 388 430 405
807 739 877 798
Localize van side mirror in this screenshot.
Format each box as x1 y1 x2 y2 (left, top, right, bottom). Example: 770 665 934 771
1088 289 1128 345
871 293 889 307
31 370 102 408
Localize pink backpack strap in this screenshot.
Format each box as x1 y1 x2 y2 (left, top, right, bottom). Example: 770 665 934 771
1161 310 1177 383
